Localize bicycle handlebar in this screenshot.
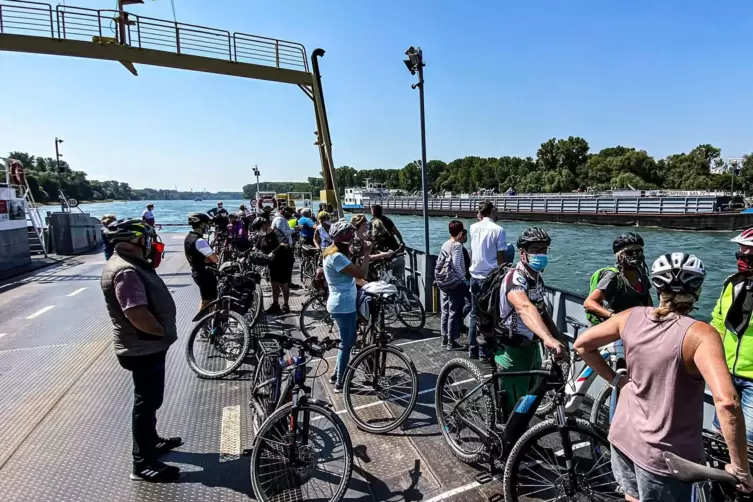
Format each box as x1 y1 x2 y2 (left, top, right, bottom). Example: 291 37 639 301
663 452 738 485
261 332 338 358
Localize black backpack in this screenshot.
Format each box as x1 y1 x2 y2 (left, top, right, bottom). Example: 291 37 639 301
475 263 514 337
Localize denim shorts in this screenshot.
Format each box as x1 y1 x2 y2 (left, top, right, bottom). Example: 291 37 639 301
611 446 692 502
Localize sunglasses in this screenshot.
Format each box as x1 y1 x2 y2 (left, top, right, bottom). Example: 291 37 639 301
622 249 644 258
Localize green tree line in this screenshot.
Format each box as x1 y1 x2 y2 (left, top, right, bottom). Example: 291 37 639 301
4 151 241 203
242 178 325 199
334 138 753 195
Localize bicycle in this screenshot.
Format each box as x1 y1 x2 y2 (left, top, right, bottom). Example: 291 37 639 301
248 332 354 502
370 251 426 331
299 288 336 339
341 283 419 433
664 430 753 501
533 316 626 426
435 337 621 501
299 243 321 288
185 255 266 379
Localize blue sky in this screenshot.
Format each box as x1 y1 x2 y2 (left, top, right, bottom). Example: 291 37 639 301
1 0 752 191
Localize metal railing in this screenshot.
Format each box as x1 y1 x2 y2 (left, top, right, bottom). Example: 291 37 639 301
382 195 725 215
0 0 309 72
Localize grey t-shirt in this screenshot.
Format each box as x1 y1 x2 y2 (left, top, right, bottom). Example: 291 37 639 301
595 269 651 314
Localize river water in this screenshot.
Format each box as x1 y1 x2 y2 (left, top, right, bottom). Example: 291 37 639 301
68 199 738 321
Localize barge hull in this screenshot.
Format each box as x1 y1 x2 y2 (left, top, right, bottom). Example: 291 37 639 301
383 207 753 231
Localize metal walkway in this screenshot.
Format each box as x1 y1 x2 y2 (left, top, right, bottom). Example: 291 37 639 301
0 239 508 501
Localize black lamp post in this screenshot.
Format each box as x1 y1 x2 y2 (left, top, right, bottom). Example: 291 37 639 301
253 164 261 201
404 46 430 259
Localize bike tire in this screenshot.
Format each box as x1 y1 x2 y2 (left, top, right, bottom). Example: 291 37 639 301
299 292 335 339
590 382 615 433
250 354 279 436
343 345 418 434
185 310 250 379
534 391 556 417
395 286 426 331
251 401 354 502
503 417 621 502
244 286 263 329
434 357 494 465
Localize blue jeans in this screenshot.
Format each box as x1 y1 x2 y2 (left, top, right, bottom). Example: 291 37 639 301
468 278 486 357
441 284 468 343
331 311 358 386
713 376 753 444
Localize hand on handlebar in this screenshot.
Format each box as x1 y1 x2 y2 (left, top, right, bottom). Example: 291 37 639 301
726 464 753 492
543 336 566 360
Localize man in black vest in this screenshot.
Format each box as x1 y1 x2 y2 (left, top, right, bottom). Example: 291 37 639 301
185 213 219 312
100 219 182 482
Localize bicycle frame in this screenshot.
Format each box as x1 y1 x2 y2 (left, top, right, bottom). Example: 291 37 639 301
561 338 624 412
450 362 564 457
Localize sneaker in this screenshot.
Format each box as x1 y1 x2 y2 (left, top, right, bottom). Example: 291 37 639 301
265 303 282 315
281 304 291 315
329 372 338 385
130 462 180 482
447 340 463 351
441 336 448 348
333 384 343 393
155 436 183 455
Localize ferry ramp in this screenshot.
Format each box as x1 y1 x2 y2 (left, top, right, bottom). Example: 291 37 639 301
0 238 563 501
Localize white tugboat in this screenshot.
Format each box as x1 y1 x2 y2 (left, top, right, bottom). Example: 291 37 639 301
342 179 392 212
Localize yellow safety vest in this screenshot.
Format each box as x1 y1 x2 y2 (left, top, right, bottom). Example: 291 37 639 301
711 274 753 380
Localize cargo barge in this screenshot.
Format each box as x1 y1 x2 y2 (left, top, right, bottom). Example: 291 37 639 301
376 194 751 231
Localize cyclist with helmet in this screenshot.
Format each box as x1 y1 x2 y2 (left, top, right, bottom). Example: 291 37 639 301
575 253 753 501
314 211 333 250
323 220 373 392
584 232 653 324
251 217 293 315
494 227 565 414
184 213 219 312
711 228 753 443
100 219 182 482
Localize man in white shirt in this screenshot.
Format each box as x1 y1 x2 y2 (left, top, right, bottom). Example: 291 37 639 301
468 201 507 360
142 204 155 227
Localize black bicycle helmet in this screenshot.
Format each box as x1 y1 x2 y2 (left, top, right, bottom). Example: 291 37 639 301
104 218 155 244
251 217 268 232
188 212 211 226
516 227 551 250
613 232 644 254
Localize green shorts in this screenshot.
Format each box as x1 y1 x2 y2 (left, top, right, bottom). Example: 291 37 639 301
494 342 542 417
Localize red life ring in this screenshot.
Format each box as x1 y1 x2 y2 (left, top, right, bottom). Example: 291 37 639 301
10 160 26 185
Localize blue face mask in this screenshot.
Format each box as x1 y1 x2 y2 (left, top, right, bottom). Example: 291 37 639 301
526 253 548 272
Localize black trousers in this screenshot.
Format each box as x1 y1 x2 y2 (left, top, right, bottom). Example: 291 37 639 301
117 350 167 467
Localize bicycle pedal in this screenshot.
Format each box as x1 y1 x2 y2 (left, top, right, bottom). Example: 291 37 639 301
475 472 493 485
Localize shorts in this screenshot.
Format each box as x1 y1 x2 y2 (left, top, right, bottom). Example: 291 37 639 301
270 252 294 284
192 271 218 301
611 445 692 502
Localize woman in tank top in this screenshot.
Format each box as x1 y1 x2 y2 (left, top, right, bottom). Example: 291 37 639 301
574 252 753 502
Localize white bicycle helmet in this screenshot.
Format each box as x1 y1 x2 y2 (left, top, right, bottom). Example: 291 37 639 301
650 252 705 298
731 228 753 247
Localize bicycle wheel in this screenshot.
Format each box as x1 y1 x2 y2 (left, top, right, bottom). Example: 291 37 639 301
299 293 335 339
251 401 354 502
590 384 616 433
244 286 263 329
185 310 250 379
343 345 418 434
503 417 621 501
394 286 425 331
435 357 493 464
250 354 280 436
